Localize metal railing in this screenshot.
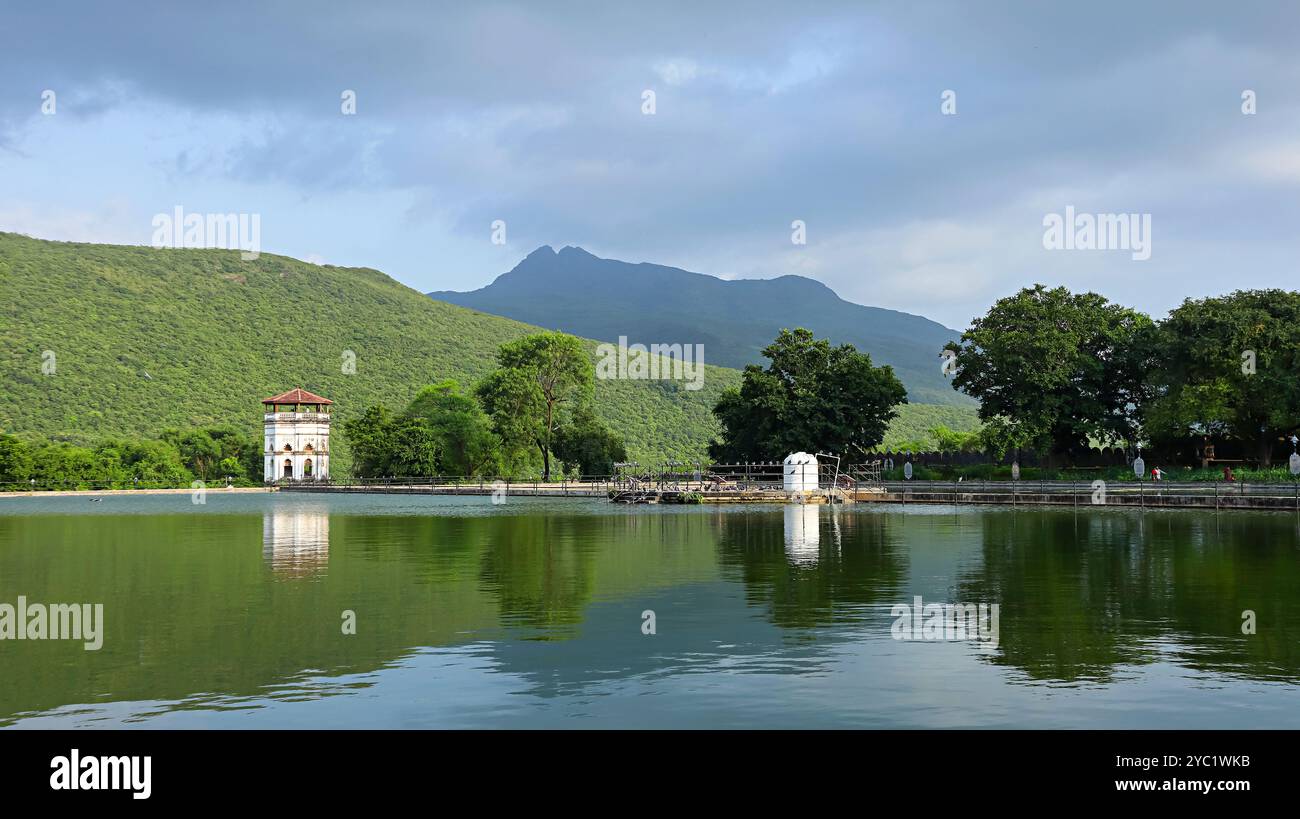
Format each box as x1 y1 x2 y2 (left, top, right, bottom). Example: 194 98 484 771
264 412 331 422
276 475 617 497
15 466 1294 508
873 478 1300 510
273 462 890 497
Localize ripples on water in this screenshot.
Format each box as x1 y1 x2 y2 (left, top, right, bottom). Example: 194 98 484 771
1 493 1298 728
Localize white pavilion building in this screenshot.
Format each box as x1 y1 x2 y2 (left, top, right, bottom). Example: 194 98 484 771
262 388 332 482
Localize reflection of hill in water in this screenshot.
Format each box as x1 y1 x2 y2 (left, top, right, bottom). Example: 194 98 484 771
478 579 839 702
715 507 908 630
0 507 723 721
955 510 1300 684
2 503 1300 722
472 507 901 698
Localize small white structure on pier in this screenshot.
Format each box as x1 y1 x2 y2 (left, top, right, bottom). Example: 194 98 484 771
263 388 332 482
783 451 819 493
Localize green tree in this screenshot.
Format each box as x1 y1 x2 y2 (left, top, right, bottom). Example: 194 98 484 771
29 442 98 488
709 328 907 460
205 425 261 480
160 426 261 482
344 385 500 479
342 405 397 477
162 429 221 479
406 379 501 475
0 433 33 485
947 285 1153 465
553 408 627 475
477 332 593 480
1145 290 1300 466
889 438 931 454
387 417 441 476
976 416 1033 460
930 424 982 453
114 439 192 485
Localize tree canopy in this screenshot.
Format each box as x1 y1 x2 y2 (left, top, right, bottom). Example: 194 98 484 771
0 426 256 489
709 328 907 461
406 379 501 475
476 332 594 479
341 335 625 480
1143 290 1300 466
946 284 1154 463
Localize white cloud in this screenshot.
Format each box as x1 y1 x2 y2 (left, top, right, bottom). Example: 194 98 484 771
0 200 139 245
1232 140 1300 184
653 59 700 86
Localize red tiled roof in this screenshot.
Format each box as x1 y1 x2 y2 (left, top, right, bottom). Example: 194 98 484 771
262 388 333 405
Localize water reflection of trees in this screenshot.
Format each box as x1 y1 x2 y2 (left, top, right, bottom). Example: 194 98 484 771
956 510 1300 683
341 511 721 638
716 508 907 629
476 515 599 637
9 504 1298 723
0 508 721 720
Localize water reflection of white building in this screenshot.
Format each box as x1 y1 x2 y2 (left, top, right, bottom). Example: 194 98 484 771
263 508 330 576
784 504 821 565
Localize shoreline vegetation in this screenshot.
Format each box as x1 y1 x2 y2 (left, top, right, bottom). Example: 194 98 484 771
942 285 1300 472
6 281 1300 491
0 486 268 498
4 228 1296 487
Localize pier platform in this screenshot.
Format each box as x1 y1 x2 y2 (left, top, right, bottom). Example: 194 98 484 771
278 478 1300 511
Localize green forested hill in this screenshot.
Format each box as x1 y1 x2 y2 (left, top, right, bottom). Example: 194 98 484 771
0 232 738 470
0 233 975 472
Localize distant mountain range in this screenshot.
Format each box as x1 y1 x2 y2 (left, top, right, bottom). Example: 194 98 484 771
431 246 972 406
1 233 977 468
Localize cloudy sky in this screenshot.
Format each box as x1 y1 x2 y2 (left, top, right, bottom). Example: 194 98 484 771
2 1 1297 329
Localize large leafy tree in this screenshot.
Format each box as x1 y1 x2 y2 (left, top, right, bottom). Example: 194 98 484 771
342 400 460 478
477 332 593 479
161 425 262 482
552 407 627 476
946 285 1154 464
12 438 191 488
341 405 397 477
709 328 907 461
406 379 501 475
0 433 34 485
1145 290 1300 466
386 417 441 476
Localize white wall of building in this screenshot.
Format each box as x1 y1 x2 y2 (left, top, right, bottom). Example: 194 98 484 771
263 412 331 481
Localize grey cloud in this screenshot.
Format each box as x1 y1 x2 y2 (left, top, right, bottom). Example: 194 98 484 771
2 0 1298 327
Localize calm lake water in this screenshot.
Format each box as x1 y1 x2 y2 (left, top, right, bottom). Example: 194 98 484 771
1 493 1298 729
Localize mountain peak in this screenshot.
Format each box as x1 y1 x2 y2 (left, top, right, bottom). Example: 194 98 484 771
430 246 970 407
766 274 837 295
